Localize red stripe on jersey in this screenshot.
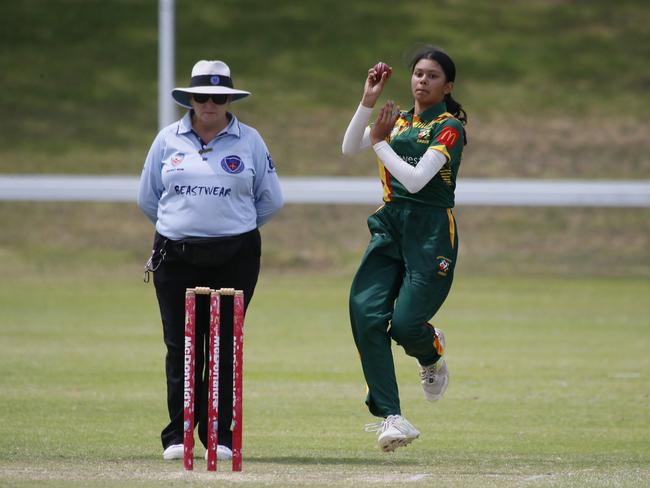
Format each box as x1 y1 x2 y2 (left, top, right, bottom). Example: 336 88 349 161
384 169 393 202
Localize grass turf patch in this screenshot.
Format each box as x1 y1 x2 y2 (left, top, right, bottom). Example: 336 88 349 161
1 202 648 278
0 269 648 487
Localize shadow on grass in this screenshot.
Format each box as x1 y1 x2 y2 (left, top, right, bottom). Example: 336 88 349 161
247 456 419 466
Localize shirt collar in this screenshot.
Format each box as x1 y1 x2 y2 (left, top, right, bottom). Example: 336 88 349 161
405 100 448 123
177 111 241 138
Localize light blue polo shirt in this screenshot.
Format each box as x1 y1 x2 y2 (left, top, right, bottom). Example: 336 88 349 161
137 111 283 239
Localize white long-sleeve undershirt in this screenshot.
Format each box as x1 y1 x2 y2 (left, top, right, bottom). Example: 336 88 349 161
341 103 447 194
341 104 373 155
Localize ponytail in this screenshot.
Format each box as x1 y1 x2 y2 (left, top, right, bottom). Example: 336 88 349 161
444 93 468 145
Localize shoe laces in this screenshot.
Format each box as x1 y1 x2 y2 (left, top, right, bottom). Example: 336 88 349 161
420 362 439 382
364 415 400 433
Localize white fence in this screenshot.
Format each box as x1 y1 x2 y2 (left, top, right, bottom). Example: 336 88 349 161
0 175 649 207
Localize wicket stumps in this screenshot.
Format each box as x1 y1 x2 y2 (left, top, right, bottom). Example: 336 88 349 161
183 287 245 472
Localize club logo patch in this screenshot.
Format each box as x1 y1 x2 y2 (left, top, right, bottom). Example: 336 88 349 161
437 126 459 148
417 129 431 144
210 75 221 85
221 155 244 174
436 256 453 277
171 153 185 166
267 152 275 171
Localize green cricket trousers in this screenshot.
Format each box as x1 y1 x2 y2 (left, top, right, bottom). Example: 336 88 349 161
349 201 458 418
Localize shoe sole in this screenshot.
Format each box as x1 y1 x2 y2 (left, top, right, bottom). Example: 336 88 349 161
379 434 419 452
204 451 233 461
162 451 184 460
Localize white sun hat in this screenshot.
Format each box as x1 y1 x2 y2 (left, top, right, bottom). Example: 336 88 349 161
171 60 251 108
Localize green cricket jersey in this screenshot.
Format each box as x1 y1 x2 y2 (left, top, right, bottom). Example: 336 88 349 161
377 100 464 207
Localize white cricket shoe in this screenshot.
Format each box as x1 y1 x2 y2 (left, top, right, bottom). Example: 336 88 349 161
364 415 420 452
204 445 233 460
162 443 184 460
419 328 449 401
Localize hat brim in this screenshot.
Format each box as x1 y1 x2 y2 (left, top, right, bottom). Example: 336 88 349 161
171 87 251 108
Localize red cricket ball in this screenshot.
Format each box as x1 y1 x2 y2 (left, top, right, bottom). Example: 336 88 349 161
373 62 390 78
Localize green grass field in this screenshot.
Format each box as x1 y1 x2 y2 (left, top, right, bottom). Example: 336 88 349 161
2 0 649 486
1 265 648 487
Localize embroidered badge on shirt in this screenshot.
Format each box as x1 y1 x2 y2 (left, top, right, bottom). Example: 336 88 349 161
221 155 244 174
267 152 276 172
171 153 185 166
437 127 459 148
417 129 431 144
436 256 453 277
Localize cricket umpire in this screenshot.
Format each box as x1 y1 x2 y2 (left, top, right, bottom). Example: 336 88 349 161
137 60 283 460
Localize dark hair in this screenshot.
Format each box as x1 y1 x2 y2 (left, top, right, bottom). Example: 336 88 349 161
409 45 468 144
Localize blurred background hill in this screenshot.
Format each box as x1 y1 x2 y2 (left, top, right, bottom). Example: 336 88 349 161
0 0 648 277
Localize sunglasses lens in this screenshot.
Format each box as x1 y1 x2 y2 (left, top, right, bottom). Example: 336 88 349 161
193 94 228 104
193 93 210 103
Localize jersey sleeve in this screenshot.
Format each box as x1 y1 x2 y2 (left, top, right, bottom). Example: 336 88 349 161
251 131 283 227
427 117 464 164
137 130 166 224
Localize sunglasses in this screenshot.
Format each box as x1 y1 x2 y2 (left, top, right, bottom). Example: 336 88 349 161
192 93 228 105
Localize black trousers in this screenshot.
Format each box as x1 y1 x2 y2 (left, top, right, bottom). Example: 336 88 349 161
151 229 261 450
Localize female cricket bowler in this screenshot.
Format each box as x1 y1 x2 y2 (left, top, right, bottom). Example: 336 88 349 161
341 46 467 452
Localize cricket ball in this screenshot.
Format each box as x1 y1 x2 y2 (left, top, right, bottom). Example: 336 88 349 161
373 62 390 78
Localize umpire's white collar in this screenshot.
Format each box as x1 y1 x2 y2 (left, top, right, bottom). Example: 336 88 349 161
177 111 242 139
